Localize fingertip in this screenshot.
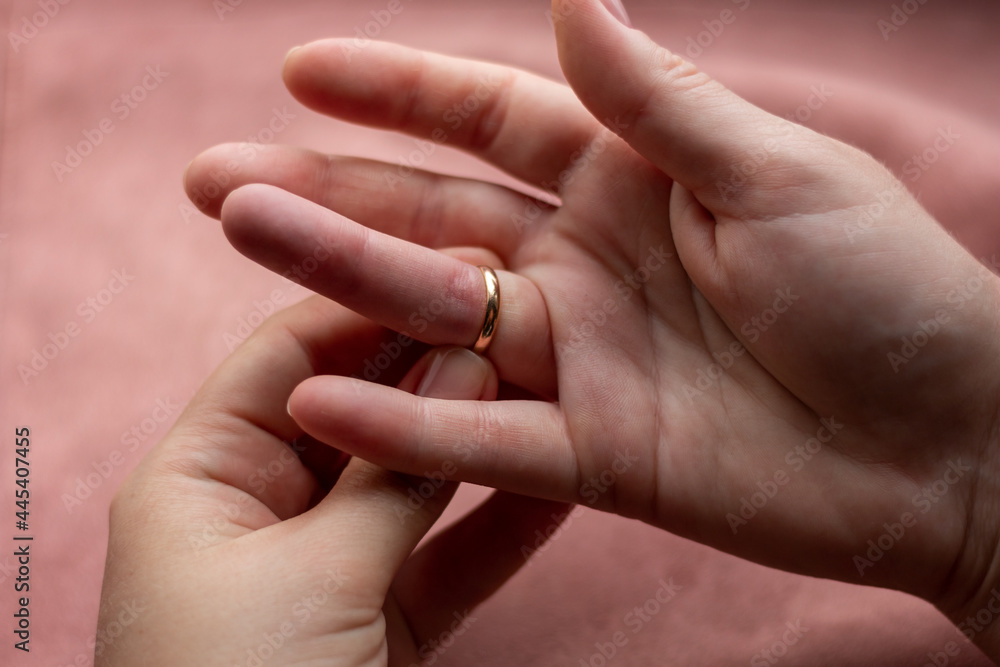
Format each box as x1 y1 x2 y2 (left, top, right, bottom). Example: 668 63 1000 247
410 346 497 401
555 0 791 201
290 376 406 465
218 183 282 260
286 379 318 429
553 0 646 135
285 377 319 438
281 39 340 108
186 143 278 219
218 182 257 230
183 144 237 218
553 0 632 54
281 44 305 89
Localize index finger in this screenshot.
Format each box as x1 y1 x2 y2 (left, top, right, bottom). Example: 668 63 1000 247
283 39 604 190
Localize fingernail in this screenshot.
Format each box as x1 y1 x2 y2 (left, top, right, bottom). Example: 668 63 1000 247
416 348 489 400
285 46 301 61
599 0 632 27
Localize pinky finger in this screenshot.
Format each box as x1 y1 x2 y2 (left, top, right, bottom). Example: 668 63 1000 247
287 376 578 503
393 491 573 641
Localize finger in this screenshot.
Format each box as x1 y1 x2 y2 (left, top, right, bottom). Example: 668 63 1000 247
283 39 603 189
184 145 534 260
553 0 820 210
393 345 498 402
129 296 416 529
290 346 498 594
438 246 505 271
292 250 499 503
393 492 573 639
288 376 578 503
221 183 557 397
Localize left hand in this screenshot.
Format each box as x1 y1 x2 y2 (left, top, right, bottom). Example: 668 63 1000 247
183 0 1000 641
97 294 567 666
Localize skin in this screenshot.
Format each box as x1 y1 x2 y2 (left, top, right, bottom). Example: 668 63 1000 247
97 292 572 666
128 0 1000 661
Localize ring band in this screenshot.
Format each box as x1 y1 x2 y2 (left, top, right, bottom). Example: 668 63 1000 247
473 266 500 355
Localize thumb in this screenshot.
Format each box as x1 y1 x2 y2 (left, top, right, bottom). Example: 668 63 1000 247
553 0 817 209
287 347 497 593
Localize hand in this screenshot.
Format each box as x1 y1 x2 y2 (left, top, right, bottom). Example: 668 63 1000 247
97 294 567 666
183 0 1000 657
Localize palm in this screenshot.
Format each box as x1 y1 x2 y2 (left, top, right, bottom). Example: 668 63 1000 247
504 126 982 599
99 299 563 666
185 25 1000 614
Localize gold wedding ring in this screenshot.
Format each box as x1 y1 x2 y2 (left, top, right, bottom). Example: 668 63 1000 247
473 266 500 355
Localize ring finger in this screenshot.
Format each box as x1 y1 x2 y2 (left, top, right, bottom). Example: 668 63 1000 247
222 183 557 397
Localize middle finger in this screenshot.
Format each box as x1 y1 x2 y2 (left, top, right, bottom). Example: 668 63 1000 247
184 145 539 262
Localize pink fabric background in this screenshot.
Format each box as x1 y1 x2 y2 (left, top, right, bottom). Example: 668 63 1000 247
2 0 999 664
